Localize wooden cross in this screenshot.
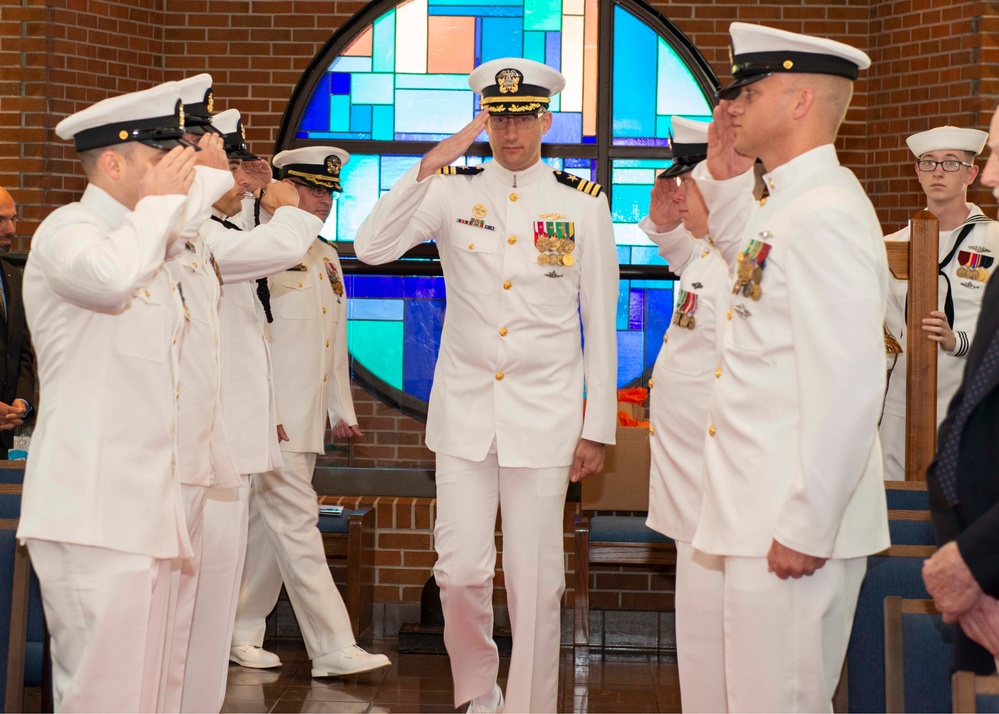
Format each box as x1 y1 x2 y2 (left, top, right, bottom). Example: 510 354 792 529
885 210 939 481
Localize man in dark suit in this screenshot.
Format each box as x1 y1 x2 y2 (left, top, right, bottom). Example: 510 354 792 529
923 105 999 673
0 187 35 450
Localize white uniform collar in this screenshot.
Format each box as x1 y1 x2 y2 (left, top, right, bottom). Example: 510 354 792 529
80 183 131 228
483 157 550 187
761 144 840 195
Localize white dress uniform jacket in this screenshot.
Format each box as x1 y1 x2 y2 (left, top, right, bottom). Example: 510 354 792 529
638 218 729 542
205 206 322 473
166 234 240 490
881 207 999 478
355 160 619 464
17 177 228 559
691 145 890 559
267 239 355 452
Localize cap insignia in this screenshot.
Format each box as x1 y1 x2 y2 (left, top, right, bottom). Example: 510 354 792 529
496 68 523 95
326 155 342 176
177 100 185 130
206 91 214 114
118 130 128 141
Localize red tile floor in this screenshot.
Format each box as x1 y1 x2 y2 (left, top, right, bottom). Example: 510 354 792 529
221 639 683 713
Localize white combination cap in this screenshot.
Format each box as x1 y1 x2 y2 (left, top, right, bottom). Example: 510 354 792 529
273 146 350 193
211 109 259 161
718 22 871 100
55 81 191 152
660 117 709 179
468 57 565 115
177 73 216 134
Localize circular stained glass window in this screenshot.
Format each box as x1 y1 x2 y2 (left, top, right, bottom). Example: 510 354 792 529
277 0 718 420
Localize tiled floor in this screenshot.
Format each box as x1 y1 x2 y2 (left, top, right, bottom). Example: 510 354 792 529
222 639 682 713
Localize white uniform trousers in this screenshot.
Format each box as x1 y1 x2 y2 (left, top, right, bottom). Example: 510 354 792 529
231 451 356 658
722 555 866 713
26 540 172 713
673 540 727 713
181 477 251 713
161 484 207 712
433 450 569 713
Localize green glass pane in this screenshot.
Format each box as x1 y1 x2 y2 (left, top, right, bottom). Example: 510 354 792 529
348 320 404 390
373 12 395 73
372 105 394 141
656 40 711 116
329 95 351 132
524 0 560 31
524 31 546 63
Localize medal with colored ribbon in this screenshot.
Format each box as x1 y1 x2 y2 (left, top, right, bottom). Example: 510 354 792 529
733 235 772 301
957 250 993 282
672 289 699 329
533 221 576 267
325 258 344 302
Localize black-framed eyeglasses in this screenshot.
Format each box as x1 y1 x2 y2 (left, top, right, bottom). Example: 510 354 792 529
916 159 974 172
291 179 334 199
487 113 544 130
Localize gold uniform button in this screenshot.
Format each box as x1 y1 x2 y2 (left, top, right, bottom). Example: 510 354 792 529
499 327 508 337
322 307 327 314
193 262 198 268
503 281 512 290
509 193 518 202
649 425 655 435
298 282 303 288
727 309 733 321
495 372 504 381
172 337 177 344
468 243 475 250
759 197 767 207
708 425 716 436
326 340 330 348
176 391 180 399
144 290 151 297
508 236 517 245
323 375 327 382
663 334 669 343
648 378 654 388
715 368 722 378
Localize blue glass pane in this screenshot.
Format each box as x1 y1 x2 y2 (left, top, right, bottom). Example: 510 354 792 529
351 105 372 132
349 298 405 321
612 7 656 138
300 79 331 132
545 31 561 70
616 279 630 330
628 288 644 330
403 277 446 299
346 275 406 299
395 90 475 134
545 112 582 143
403 299 444 402
644 286 673 371
616 330 643 386
330 73 350 94
481 18 524 61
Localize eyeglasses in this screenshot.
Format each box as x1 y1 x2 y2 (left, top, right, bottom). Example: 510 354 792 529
291 180 333 199
916 160 974 172
487 113 542 130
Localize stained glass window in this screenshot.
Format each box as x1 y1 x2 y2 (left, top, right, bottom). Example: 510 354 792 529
280 0 718 417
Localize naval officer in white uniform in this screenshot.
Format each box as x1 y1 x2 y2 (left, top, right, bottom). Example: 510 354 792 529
881 126 999 480
230 146 391 679
691 23 890 711
640 117 730 713
17 82 232 712
354 58 619 713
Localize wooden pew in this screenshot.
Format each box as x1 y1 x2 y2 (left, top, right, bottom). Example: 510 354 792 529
315 497 375 638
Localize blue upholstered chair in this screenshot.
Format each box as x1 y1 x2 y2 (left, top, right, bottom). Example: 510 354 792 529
0 468 46 713
883 596 953 713
952 672 999 712
888 517 938 547
572 514 675 648
846 547 935 712
884 482 930 511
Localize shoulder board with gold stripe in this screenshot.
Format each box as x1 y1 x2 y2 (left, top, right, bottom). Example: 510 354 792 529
435 166 484 176
552 170 603 197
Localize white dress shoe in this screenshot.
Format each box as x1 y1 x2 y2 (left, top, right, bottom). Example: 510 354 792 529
311 645 391 677
229 644 282 669
466 684 504 713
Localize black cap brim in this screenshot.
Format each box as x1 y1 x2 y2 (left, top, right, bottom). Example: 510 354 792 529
716 73 772 101
139 136 200 151
657 163 697 180
226 147 260 161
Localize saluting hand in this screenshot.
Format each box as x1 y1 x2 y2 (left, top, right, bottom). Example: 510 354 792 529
648 177 684 233
706 103 754 181
242 159 274 192
260 180 300 214
767 539 827 579
417 111 490 182
193 132 229 171
139 145 198 198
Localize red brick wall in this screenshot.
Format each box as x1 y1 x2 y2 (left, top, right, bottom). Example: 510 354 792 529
5 0 999 610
